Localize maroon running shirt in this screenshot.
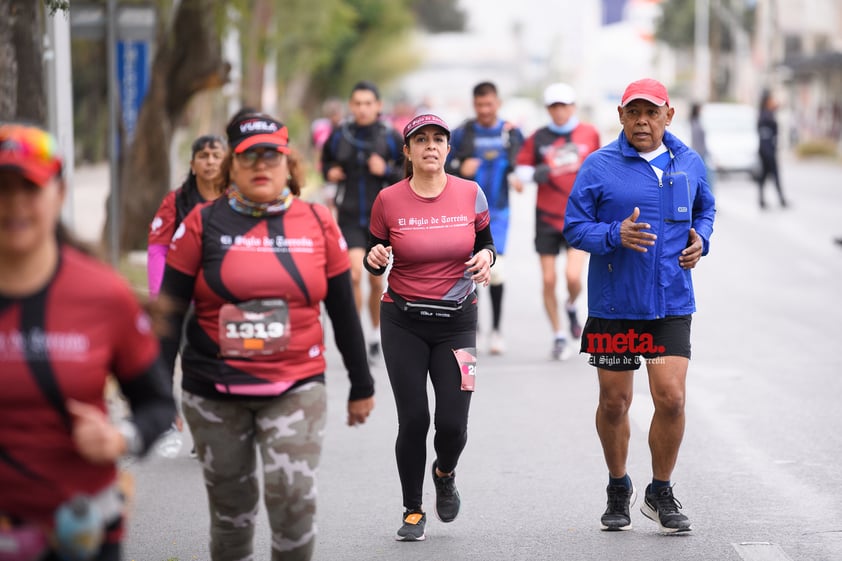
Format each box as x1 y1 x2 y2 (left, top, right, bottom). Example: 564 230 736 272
0 246 162 529
369 175 490 302
148 190 178 246
166 198 351 392
516 124 601 232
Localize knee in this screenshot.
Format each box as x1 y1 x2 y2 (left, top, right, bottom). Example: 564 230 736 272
433 418 468 443
397 411 431 440
598 393 632 422
653 391 685 418
542 271 556 291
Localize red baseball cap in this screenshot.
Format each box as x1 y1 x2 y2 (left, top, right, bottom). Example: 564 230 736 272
620 78 670 108
226 114 290 154
0 123 63 186
403 114 450 142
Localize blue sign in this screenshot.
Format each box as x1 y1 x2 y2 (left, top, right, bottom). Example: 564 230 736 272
116 40 150 145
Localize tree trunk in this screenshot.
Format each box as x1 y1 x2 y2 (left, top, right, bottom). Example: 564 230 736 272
13 0 45 124
112 0 229 252
240 0 272 109
0 0 17 120
0 0 46 123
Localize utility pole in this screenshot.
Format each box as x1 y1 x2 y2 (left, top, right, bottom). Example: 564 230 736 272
694 0 711 102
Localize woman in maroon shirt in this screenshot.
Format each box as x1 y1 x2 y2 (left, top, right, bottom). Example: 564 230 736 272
0 124 175 560
159 112 375 561
364 114 496 541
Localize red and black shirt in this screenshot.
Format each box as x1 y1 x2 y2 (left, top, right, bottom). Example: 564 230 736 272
516 124 601 232
0 246 175 528
161 197 373 400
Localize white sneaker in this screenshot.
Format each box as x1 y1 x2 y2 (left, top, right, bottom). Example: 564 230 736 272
551 336 571 361
489 330 505 355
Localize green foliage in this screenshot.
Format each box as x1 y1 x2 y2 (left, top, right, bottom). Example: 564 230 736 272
795 139 839 159
655 0 696 49
44 0 70 16
655 0 756 51
410 0 466 32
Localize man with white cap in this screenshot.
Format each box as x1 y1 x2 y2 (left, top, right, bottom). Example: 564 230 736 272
563 78 715 533
515 83 601 360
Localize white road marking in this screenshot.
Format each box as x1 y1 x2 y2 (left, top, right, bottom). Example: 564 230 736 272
733 542 795 561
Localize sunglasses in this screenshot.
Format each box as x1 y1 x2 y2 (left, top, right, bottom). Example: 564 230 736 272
235 149 283 168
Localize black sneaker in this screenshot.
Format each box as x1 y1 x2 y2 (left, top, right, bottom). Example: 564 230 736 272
431 460 460 523
395 510 426 541
640 484 692 533
567 308 583 339
600 484 637 531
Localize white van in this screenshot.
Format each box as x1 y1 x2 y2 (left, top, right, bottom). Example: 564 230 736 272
699 102 761 179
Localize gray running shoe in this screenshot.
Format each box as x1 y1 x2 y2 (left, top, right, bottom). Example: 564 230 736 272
395 510 426 541
600 484 636 531
640 484 692 533
431 460 461 523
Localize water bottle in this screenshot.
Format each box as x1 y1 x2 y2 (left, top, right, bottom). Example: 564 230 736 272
155 424 183 458
53 496 104 561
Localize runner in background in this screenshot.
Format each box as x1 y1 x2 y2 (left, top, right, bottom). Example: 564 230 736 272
0 123 175 561
447 81 523 355
311 98 344 214
147 134 226 297
515 83 601 360
321 81 405 361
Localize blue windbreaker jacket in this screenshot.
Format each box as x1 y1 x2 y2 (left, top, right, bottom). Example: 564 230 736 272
563 130 715 320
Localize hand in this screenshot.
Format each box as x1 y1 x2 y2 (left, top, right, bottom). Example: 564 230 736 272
367 153 387 176
533 163 551 184
679 228 703 269
347 396 375 426
67 399 125 464
510 175 524 193
326 166 346 183
366 244 392 269
459 158 481 178
620 207 657 252
465 249 493 287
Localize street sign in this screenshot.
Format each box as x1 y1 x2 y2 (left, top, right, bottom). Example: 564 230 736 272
116 40 150 144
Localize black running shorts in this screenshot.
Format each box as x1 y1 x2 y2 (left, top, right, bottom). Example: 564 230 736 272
580 315 692 371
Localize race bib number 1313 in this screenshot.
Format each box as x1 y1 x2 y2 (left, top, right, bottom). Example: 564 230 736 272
218 299 291 358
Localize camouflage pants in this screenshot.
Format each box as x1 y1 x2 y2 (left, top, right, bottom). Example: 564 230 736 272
182 382 327 561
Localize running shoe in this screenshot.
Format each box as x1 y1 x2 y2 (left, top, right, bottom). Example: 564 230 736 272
431 460 461 523
640 484 692 533
551 336 570 361
367 341 381 364
395 510 426 541
600 484 636 531
489 330 505 355
567 307 583 339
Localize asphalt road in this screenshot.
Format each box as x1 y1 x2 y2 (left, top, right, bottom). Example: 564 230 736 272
120 156 842 561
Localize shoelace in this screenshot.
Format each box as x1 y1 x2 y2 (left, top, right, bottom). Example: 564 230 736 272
654 487 683 514
606 485 631 511
434 474 456 496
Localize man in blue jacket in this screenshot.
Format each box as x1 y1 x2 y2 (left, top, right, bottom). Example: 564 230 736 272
564 78 715 534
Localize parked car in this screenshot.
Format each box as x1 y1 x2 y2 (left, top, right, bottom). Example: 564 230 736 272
672 102 761 181
699 102 761 179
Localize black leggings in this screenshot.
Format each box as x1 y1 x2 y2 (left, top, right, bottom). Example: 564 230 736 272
380 300 477 511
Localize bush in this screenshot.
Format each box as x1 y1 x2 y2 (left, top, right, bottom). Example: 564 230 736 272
795 139 839 159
